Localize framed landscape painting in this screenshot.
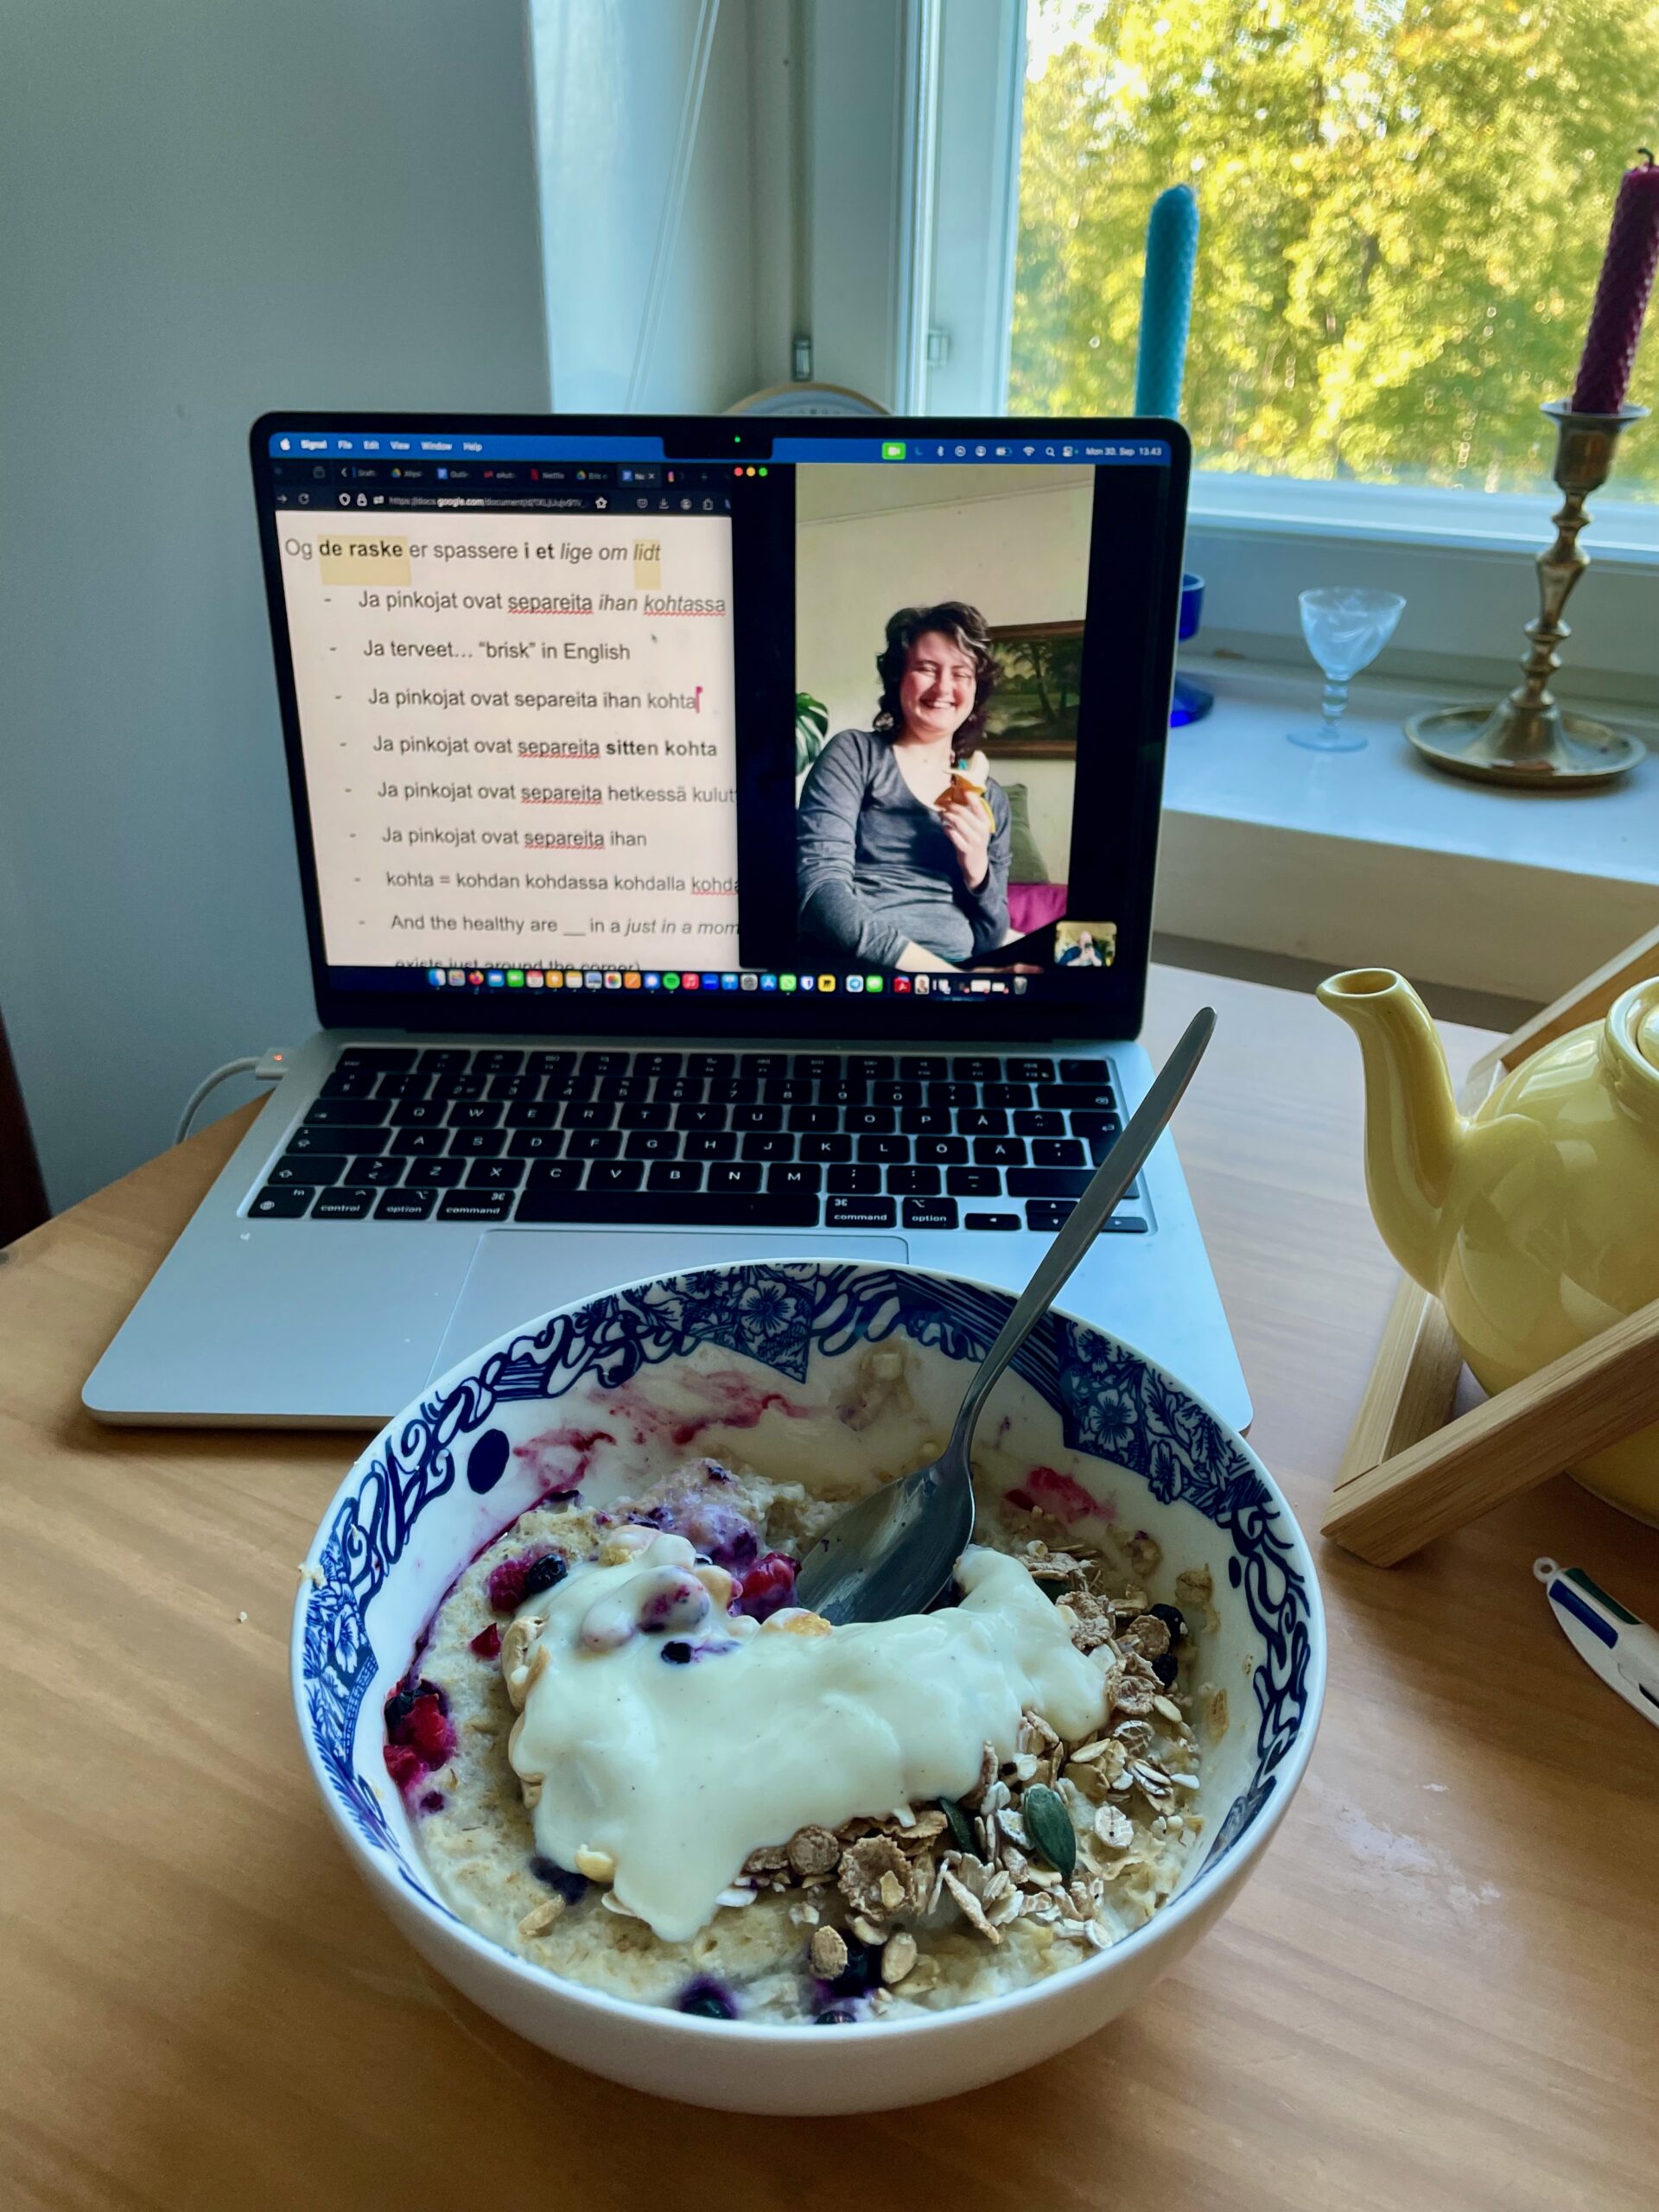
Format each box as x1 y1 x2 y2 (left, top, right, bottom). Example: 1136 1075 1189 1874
982 620 1084 757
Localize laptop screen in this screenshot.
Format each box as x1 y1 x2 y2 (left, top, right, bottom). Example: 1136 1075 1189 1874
252 416 1185 1039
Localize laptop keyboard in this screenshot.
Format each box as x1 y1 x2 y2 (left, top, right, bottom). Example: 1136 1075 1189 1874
248 1046 1147 1236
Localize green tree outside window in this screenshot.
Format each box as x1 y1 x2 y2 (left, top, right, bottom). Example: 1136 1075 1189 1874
1013 0 1659 499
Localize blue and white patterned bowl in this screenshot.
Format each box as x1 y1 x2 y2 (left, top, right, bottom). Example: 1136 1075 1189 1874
291 1261 1324 2113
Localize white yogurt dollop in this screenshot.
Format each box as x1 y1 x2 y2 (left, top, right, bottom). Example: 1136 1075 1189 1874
507 1534 1107 1942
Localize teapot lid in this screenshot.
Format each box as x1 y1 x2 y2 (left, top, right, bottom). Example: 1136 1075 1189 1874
1605 981 1659 1121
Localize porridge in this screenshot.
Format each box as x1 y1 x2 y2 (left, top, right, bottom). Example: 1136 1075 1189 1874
381 1389 1212 2025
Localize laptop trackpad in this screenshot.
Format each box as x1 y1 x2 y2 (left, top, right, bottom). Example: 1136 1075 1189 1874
428 1228 910 1382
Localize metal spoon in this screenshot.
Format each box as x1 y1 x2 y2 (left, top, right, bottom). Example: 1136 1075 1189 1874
792 1007 1217 1626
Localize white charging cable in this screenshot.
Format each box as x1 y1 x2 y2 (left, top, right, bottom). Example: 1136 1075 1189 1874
175 1047 290 1147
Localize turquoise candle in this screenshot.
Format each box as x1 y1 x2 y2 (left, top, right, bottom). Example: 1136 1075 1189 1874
1135 184 1199 419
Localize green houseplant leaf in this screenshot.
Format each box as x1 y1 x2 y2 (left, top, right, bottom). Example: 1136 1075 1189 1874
795 691 830 776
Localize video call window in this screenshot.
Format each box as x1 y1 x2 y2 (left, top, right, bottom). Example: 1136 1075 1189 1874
791 464 1102 984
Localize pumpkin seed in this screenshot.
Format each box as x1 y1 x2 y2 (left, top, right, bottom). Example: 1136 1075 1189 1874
1021 1783 1077 1879
939 1796 976 1856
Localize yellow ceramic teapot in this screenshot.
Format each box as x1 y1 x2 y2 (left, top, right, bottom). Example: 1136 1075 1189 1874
1319 966 1659 1525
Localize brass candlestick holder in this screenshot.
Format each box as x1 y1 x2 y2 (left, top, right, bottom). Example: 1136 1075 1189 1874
1405 401 1649 787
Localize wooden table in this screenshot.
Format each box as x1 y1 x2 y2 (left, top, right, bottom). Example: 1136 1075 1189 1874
3 968 1656 2211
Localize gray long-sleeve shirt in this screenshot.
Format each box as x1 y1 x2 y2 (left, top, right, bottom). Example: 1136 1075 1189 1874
796 727 1012 968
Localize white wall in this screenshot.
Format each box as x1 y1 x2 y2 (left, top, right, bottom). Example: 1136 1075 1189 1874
0 0 549 1211
795 465 1091 878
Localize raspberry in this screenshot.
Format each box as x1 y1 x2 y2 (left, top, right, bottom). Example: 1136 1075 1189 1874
401 1695 455 1770
486 1555 532 1611
1004 1486 1035 1512
1024 1465 1102 1523
468 1623 502 1660
385 1675 439 1732
735 1551 797 1622
383 1743 423 1789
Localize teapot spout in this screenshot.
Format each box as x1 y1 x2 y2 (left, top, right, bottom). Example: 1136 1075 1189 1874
1317 968 1465 1293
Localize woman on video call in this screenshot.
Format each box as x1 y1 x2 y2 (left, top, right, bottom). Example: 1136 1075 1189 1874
797 601 1013 973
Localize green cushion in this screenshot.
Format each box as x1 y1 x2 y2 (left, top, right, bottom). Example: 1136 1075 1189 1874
1001 780 1051 884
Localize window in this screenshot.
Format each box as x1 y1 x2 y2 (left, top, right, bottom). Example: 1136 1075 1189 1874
1010 0 1659 500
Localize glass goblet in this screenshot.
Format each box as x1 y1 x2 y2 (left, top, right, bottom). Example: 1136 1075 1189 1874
1287 588 1406 752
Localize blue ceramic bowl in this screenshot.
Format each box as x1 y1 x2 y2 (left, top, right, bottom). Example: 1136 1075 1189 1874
292 1261 1324 2113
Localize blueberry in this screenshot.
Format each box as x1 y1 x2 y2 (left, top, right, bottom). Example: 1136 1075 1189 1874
662 1640 694 1664
385 1675 445 1731
385 1684 420 1731
830 1936 884 1999
529 1856 589 1904
1150 1649 1179 1688
815 2006 858 2025
1149 1602 1188 1644
521 1553 568 1598
676 1977 737 2018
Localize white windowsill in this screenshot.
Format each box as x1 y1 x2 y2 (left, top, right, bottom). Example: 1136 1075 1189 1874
1190 469 1659 567
1154 659 1659 1001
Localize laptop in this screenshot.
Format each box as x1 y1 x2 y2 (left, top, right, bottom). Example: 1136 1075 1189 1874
83 410 1249 1430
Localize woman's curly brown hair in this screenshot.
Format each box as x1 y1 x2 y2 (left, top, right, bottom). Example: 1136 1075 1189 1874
871 601 998 759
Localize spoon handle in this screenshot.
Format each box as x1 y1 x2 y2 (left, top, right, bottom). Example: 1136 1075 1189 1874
943 1007 1217 1465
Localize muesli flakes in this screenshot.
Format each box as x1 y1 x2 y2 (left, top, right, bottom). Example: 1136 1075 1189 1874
837 1836 912 1922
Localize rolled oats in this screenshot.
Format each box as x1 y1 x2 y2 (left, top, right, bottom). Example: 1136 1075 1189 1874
959 1741 998 1811
938 1859 1006 1943
881 1929 918 1985
518 1897 565 1938
1093 1804 1135 1853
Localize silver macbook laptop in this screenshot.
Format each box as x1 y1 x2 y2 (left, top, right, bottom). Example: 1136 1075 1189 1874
84 410 1249 1430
